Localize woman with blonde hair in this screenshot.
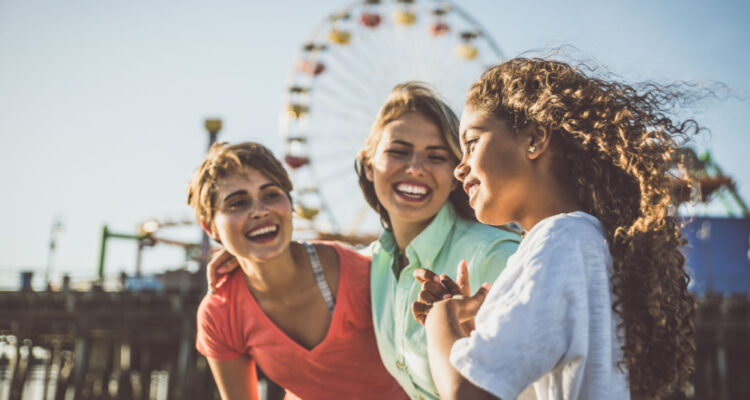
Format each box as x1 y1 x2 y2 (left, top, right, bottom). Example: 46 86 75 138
414 58 698 399
356 82 520 399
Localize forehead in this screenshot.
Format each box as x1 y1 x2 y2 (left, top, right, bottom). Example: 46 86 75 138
380 112 447 146
215 166 273 194
459 105 493 139
459 105 488 127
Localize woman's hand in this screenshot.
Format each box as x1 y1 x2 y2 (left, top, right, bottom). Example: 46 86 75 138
421 277 496 400
412 260 484 334
207 248 240 293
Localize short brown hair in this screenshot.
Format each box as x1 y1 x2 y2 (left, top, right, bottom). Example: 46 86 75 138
187 141 293 227
354 81 474 230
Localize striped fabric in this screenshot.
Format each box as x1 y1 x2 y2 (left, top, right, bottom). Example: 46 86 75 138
303 242 335 315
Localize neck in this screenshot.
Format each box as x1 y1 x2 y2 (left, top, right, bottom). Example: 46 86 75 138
238 242 304 295
518 175 582 232
391 217 433 252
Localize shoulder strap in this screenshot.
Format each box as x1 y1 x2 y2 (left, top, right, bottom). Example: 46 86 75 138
303 241 336 315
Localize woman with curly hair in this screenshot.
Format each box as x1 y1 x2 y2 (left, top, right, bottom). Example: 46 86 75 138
412 58 698 399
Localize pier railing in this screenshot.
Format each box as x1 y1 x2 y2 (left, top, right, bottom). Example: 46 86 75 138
1 288 748 399
0 288 284 400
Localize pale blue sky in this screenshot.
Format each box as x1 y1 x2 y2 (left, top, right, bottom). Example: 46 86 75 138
1 0 748 286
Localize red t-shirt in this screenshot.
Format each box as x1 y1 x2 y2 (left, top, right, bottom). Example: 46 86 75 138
196 242 407 400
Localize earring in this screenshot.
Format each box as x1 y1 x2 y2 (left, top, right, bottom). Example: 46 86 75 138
528 145 536 154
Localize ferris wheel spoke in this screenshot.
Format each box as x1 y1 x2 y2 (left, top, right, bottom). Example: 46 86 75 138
280 0 505 237
304 130 371 142
313 163 357 184
324 46 383 97
348 29 394 86
355 26 399 87
318 51 379 100
308 147 361 164
311 91 377 121
313 78 380 113
307 100 374 128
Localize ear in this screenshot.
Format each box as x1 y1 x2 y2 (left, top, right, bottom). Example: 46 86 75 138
199 217 219 241
363 161 374 182
525 123 552 160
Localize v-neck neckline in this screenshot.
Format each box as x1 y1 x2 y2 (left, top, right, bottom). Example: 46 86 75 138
239 243 347 354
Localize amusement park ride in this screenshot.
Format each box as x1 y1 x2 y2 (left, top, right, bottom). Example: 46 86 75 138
96 0 749 294
98 0 510 280
3 1 745 399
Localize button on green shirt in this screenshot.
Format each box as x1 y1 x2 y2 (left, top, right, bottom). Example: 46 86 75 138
369 203 521 399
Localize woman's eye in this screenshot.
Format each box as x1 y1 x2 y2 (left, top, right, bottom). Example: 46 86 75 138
227 200 249 210
428 155 448 162
385 149 408 156
263 192 283 201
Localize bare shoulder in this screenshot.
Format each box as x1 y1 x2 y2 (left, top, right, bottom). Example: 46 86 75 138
313 242 341 268
312 242 341 293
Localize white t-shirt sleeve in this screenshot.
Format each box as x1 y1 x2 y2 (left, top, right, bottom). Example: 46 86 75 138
450 223 596 400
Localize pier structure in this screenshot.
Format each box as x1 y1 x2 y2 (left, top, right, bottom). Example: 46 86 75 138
0 283 285 400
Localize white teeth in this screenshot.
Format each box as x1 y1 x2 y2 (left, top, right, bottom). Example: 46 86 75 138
396 183 428 195
248 225 278 237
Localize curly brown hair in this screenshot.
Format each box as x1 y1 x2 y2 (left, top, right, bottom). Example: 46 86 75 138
467 58 698 398
355 81 474 230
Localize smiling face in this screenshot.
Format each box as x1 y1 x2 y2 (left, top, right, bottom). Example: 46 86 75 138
205 166 294 263
455 105 532 226
364 112 457 231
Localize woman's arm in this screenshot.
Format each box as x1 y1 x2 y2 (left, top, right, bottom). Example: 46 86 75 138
206 357 260 400
424 290 500 400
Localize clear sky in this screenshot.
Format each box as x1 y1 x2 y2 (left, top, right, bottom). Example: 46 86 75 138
1 0 748 287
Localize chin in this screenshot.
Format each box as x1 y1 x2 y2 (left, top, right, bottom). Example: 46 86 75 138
475 206 505 226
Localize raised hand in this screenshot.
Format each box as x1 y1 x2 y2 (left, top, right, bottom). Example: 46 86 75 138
413 268 451 304
412 260 484 334
206 248 240 293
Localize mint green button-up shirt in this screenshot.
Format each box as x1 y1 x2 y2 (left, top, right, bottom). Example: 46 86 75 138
369 203 521 399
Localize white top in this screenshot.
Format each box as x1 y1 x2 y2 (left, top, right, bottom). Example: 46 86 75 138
450 212 630 400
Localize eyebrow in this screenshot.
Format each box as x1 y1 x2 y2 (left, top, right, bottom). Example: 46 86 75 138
223 190 247 202
222 183 281 202
460 125 487 142
390 139 451 152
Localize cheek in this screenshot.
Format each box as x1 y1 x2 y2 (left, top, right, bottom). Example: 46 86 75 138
436 164 458 190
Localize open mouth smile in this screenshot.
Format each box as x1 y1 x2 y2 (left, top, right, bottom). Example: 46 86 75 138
245 223 279 243
393 182 431 202
463 181 479 201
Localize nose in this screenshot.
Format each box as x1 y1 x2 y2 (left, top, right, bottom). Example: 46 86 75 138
454 159 469 182
249 202 270 219
405 154 426 176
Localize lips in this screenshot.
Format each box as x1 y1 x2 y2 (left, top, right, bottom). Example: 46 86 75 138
393 181 431 202
463 180 479 202
245 223 279 243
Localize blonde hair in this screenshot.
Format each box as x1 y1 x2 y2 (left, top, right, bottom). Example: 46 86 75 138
354 81 474 229
187 141 292 227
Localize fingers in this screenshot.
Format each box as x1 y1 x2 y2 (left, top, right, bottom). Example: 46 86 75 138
439 274 462 296
206 249 239 291
456 260 471 297
413 268 440 285
461 283 492 319
418 280 450 304
411 301 431 326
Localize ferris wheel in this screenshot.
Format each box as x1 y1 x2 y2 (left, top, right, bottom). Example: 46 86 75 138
280 0 504 238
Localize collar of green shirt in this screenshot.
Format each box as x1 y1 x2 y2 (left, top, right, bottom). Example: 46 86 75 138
377 202 457 273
